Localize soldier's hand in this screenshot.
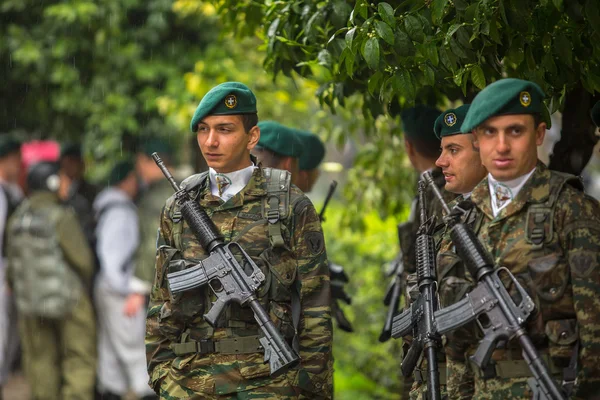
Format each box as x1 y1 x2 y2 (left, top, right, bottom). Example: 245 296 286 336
123 293 145 317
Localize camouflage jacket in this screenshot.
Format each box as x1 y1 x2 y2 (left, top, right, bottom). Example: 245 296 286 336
145 167 333 398
135 179 176 284
438 162 600 399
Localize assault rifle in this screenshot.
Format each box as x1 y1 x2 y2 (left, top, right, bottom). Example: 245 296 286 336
423 171 566 400
391 176 442 400
319 180 354 332
152 153 299 376
378 221 410 343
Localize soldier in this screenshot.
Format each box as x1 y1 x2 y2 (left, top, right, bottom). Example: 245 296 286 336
251 120 304 186
254 122 354 333
294 130 325 193
135 138 177 286
0 136 22 396
145 82 333 399
94 160 157 400
6 161 97 400
442 78 600 398
429 104 488 400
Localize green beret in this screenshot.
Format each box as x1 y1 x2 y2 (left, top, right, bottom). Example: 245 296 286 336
434 104 471 139
190 82 257 132
139 137 173 157
401 105 442 142
60 142 82 159
461 78 545 133
256 121 304 158
295 129 325 170
0 136 21 159
591 101 600 127
108 160 135 186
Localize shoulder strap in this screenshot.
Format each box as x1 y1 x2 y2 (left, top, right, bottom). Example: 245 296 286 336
171 171 209 250
526 171 583 248
261 168 291 249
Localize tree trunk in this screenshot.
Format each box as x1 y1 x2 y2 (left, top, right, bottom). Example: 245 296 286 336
548 86 599 175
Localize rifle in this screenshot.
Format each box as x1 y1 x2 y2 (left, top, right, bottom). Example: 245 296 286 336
423 171 566 400
152 153 299 376
391 176 442 400
319 180 354 333
378 221 410 343
319 180 337 222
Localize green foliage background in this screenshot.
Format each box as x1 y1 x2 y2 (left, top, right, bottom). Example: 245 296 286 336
322 202 409 399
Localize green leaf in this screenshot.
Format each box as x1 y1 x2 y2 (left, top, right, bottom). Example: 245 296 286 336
424 42 439 66
431 0 449 25
526 46 536 71
345 49 356 77
586 0 600 34
445 23 462 44
505 44 524 66
378 3 396 27
362 37 380 70
471 65 486 89
449 39 467 59
453 68 466 87
393 70 415 99
421 64 435 86
554 35 572 67
375 21 395 45
394 30 414 57
456 26 472 49
346 27 357 51
405 15 425 43
368 71 383 95
354 0 368 20
267 18 280 38
553 0 563 11
439 45 456 72
318 49 332 67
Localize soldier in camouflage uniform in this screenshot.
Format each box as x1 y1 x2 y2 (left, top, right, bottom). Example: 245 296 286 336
431 104 488 400
395 106 456 399
136 138 179 286
146 82 333 399
439 78 600 399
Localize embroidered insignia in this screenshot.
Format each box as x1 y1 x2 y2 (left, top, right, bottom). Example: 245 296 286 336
304 231 324 255
224 94 237 109
520 91 531 107
215 174 232 196
569 251 597 278
444 113 457 127
493 183 513 209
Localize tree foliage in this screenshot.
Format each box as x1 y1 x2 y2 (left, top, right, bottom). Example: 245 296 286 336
211 0 600 173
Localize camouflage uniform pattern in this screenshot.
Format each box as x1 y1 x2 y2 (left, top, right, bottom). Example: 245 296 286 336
146 167 333 399
439 162 600 399
136 179 177 285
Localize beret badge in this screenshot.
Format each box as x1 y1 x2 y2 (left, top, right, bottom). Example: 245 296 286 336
444 113 457 127
520 91 531 107
225 94 237 109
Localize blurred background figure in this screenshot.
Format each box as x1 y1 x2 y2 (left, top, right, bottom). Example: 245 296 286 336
6 161 96 400
295 129 326 193
134 138 176 287
0 136 23 398
93 160 156 400
58 143 99 268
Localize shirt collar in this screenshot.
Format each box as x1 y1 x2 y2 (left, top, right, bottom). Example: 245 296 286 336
209 164 257 202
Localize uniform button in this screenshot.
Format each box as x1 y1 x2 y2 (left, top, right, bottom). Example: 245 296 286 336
285 273 291 279
315 383 322 389
549 287 557 295
560 331 568 340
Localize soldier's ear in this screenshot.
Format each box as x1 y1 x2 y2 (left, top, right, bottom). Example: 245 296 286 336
247 125 260 150
535 122 546 146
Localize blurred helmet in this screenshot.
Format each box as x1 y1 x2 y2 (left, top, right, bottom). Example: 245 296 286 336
27 162 60 193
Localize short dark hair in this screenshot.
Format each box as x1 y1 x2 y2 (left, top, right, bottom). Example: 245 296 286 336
406 137 441 160
533 113 542 128
251 146 283 168
242 113 259 133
